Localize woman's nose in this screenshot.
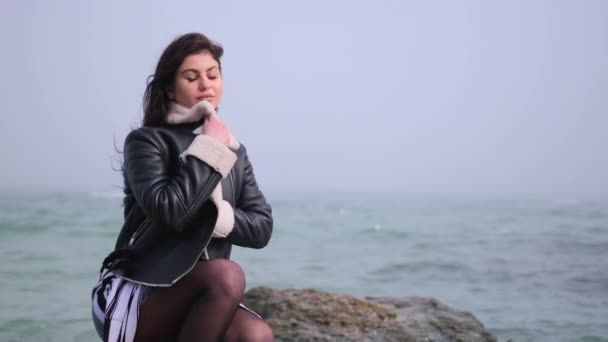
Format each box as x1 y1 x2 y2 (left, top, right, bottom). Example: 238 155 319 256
198 76 211 90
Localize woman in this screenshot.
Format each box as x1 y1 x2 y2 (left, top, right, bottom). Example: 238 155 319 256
91 33 274 342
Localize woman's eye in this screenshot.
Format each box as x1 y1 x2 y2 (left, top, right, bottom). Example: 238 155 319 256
183 72 198 82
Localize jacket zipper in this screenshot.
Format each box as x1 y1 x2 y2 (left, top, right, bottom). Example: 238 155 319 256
128 218 150 247
229 170 236 206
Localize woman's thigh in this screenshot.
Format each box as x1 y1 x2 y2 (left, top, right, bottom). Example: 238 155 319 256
134 259 245 342
134 272 200 341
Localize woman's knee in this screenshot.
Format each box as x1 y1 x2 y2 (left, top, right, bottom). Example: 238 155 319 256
190 259 246 299
248 320 273 342
224 313 274 342
214 260 246 299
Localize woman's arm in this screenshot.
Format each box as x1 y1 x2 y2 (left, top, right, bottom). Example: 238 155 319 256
123 127 237 233
227 146 273 248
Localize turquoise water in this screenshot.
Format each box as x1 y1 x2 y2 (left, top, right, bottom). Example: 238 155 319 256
0 192 607 341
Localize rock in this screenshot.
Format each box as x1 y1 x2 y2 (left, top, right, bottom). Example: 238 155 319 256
366 296 497 342
242 287 496 342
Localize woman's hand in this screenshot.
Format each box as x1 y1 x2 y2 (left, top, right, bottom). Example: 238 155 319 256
203 115 231 145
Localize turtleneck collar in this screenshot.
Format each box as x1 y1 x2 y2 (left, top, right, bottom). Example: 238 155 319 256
164 100 240 151
166 100 216 125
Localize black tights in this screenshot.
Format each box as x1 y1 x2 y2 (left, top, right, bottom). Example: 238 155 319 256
135 259 273 342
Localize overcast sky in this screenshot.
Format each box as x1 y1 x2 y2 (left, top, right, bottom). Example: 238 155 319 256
1 0 606 198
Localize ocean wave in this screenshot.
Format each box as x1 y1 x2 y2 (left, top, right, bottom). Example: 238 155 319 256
370 260 472 275
88 191 123 199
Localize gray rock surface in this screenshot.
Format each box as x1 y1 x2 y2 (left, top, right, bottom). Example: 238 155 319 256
242 287 496 342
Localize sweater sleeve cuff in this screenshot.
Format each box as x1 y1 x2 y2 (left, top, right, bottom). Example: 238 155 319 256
180 135 237 178
212 200 235 238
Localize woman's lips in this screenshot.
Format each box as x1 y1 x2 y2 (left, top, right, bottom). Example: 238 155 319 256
197 96 213 102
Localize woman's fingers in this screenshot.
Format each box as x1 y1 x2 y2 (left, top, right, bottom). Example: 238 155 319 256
203 115 231 145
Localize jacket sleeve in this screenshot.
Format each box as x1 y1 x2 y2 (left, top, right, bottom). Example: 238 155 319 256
123 128 237 233
227 146 273 248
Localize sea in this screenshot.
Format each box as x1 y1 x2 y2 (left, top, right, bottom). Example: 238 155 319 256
0 191 606 342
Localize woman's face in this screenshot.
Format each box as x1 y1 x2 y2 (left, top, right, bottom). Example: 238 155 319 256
170 50 223 109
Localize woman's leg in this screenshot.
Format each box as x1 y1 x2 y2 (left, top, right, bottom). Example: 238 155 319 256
223 308 274 342
134 259 245 342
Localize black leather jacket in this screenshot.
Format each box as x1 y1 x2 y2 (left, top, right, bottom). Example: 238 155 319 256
103 122 273 286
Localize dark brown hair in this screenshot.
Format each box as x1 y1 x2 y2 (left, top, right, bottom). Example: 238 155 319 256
142 33 224 127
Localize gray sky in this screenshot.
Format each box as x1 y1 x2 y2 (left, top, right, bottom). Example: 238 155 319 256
1 0 607 198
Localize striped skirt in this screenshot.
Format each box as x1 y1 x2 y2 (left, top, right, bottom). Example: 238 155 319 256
91 267 262 342
91 268 151 342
